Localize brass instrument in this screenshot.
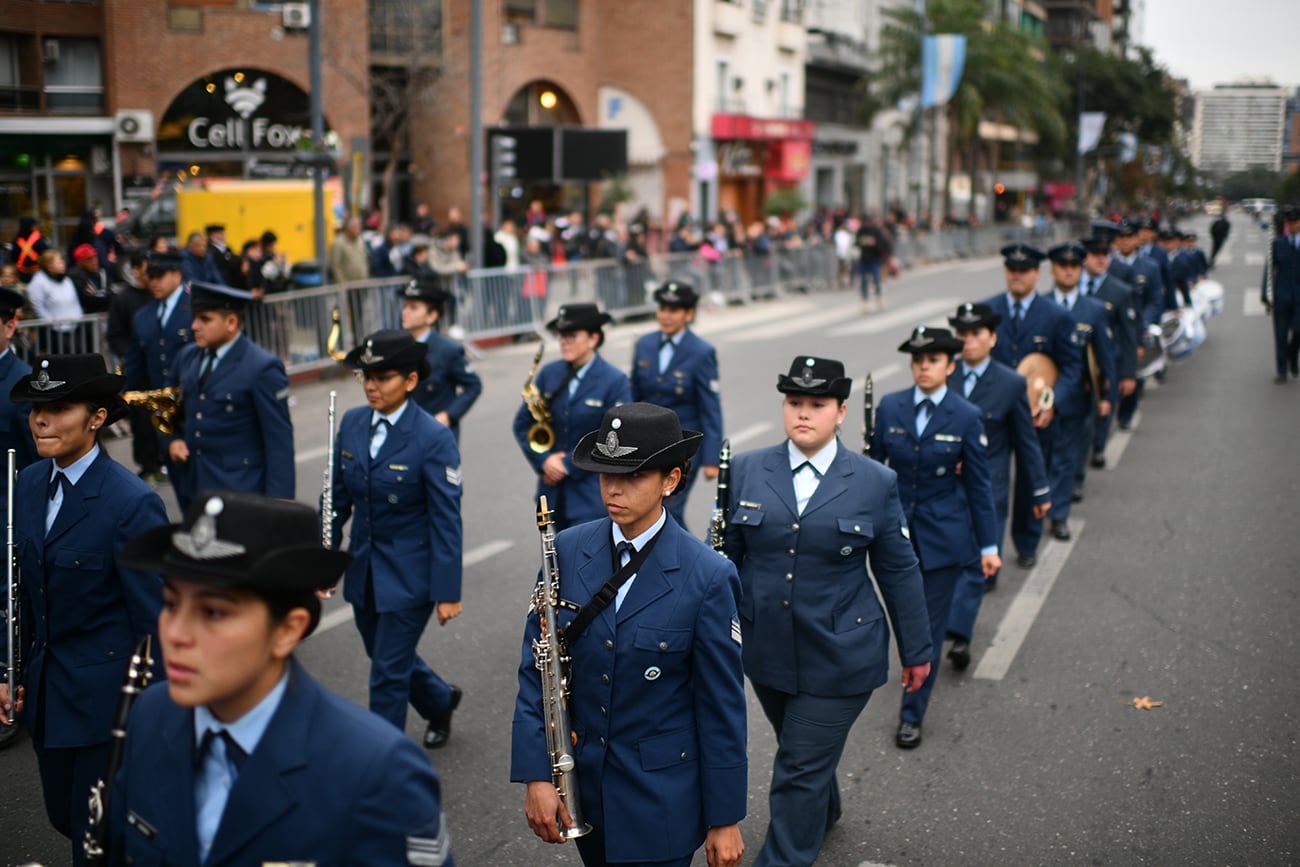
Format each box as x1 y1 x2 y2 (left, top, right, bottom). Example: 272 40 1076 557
521 343 556 454
530 496 591 840
1017 352 1059 416
862 372 875 457
121 387 181 435
709 439 731 555
84 636 155 864
5 449 19 722
326 306 348 361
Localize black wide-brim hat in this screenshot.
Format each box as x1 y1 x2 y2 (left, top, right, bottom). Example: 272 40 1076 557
190 281 255 313
949 301 1002 331
399 275 449 306
898 326 964 357
653 280 699 309
571 402 702 474
546 302 613 334
343 329 430 378
10 354 127 425
777 356 852 399
1281 205 1300 222
120 490 351 596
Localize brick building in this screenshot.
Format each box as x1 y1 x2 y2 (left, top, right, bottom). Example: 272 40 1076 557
0 0 369 247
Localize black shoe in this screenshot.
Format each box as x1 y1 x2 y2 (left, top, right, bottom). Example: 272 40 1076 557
1276 375 1289 384
896 720 922 749
1070 489 1084 503
1016 553 1037 569
1290 358 1299 377
1117 420 1132 432
1051 519 1071 541
423 685 463 750
948 640 971 671
1090 453 1106 469
983 578 998 593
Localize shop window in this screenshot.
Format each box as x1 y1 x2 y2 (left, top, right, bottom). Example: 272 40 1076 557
369 0 441 63
42 37 102 114
752 0 767 24
505 0 578 31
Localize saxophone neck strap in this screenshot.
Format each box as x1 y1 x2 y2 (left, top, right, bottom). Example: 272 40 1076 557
543 364 580 404
561 523 666 651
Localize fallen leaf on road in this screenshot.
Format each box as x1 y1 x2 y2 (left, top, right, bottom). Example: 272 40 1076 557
1132 696 1164 710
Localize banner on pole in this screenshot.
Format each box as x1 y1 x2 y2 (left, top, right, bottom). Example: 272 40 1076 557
1078 112 1106 155
921 35 967 109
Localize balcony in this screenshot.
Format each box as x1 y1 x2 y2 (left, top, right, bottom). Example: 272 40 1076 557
44 84 103 114
0 84 40 113
776 19 803 54
713 0 745 37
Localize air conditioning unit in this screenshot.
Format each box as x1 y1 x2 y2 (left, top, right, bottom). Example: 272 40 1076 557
114 109 154 143
43 39 59 63
282 2 311 30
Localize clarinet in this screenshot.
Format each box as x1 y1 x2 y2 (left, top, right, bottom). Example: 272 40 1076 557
4 448 19 721
84 636 155 864
709 439 731 555
863 372 875 457
320 391 339 596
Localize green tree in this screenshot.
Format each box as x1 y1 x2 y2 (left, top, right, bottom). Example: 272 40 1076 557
1220 168 1283 201
1275 168 1300 205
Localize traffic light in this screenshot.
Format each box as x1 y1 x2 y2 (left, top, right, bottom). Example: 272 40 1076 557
492 134 518 182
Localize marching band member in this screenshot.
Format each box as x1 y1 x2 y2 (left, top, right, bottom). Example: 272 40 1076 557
164 281 294 511
0 285 37 517
513 303 631 530
1078 237 1138 477
398 275 482 439
872 329 999 747
112 491 453 866
1263 205 1300 383
326 330 465 748
724 357 930 867
1 354 167 865
630 281 724 531
511 402 746 867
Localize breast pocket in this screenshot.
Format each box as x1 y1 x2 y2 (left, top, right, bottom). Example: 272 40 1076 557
731 506 764 528
836 516 874 556
633 625 692 657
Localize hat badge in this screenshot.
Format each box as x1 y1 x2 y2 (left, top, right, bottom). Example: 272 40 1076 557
791 368 827 389
31 360 66 392
172 496 246 560
358 339 383 365
596 428 637 458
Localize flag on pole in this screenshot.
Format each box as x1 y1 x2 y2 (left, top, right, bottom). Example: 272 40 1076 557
920 35 967 109
1117 132 1138 164
1078 112 1106 155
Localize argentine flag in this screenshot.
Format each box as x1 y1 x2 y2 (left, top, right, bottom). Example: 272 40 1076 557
920 34 967 109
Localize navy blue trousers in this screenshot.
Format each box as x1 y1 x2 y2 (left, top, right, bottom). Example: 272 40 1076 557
751 684 872 867
901 564 966 725
1047 414 1085 521
33 739 109 866
1010 425 1053 556
352 580 453 733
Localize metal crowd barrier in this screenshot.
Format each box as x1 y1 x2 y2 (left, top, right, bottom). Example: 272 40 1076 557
14 313 105 365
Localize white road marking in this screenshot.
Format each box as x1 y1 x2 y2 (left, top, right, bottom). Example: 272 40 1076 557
726 421 774 447
1244 252 1265 267
296 444 331 464
1103 411 1140 466
973 519 1084 681
311 539 515 637
960 259 996 273
729 306 871 342
826 297 961 337
852 362 903 392
1243 288 1267 317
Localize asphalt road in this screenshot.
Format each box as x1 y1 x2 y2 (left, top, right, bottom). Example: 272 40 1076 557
3 214 1297 866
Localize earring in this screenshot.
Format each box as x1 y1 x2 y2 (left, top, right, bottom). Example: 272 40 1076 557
90 425 98 430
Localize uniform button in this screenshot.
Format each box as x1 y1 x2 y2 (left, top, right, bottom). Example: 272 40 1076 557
196 412 203 420
856 616 863 624
853 524 861 532
785 573 793 582
194 431 201 438
387 495 398 504
599 737 607 747
791 522 799 531
600 674 609 684
73 560 80 567
913 445 920 453
680 752 688 760
658 641 668 650
788 548 796 557
600 706 607 717
196 448 202 456
782 600 790 609
741 515 748 522
603 639 613 649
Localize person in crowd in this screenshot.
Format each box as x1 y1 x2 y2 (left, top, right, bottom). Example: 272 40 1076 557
370 224 410 279
1263 205 1300 383
872 327 999 748
512 402 747 867
1078 236 1138 477
206 223 244 288
257 231 290 294
328 215 369 283
108 249 166 481
112 490 454 866
1 353 168 865
67 244 112 315
13 216 49 283
325 330 466 749
724 356 931 867
181 232 225 287
513 303 631 530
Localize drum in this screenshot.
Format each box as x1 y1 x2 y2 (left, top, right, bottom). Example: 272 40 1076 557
1161 311 1203 361
1017 352 1059 414
1193 279 1225 318
1136 324 1166 378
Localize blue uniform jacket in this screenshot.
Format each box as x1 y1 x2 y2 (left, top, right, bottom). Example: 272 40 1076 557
512 354 631 526
723 440 932 696
947 361 1050 510
109 658 452 867
166 335 295 503
1107 258 1136 286
983 292 1085 419
1116 255 1165 328
0 351 37 515
630 329 724 466
872 390 1000 571
1167 251 1195 308
412 331 483 432
1264 235 1300 305
1058 294 1119 415
510 515 746 863
1144 244 1175 311
10 451 166 748
123 289 192 390
1090 274 1139 380
328 402 463 613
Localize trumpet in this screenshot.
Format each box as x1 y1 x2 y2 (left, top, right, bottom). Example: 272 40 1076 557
521 343 556 454
122 387 181 435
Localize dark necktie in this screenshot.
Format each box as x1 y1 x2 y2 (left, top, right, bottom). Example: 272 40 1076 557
916 399 934 434
47 471 69 502
964 371 978 397
197 349 216 389
615 539 635 563
195 729 247 772
1012 300 1024 325
793 460 818 476
156 303 166 326
370 418 391 457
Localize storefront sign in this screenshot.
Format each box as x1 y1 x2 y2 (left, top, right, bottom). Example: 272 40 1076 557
812 139 859 157
718 141 764 177
711 114 815 142
157 68 330 155
765 140 811 183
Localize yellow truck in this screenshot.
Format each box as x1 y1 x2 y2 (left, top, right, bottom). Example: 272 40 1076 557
175 177 341 264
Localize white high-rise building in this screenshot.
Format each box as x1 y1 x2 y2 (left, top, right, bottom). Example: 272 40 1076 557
1191 83 1287 175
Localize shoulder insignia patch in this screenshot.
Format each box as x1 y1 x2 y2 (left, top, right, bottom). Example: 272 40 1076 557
274 387 290 400
406 820 450 866
901 525 910 540
731 618 742 646
445 466 463 486
980 432 988 447
584 398 604 407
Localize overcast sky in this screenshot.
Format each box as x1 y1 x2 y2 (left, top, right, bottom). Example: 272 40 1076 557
1139 0 1300 91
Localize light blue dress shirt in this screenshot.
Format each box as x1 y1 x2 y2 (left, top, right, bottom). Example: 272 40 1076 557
45 444 100 535
610 506 668 611
787 437 837 516
369 399 410 458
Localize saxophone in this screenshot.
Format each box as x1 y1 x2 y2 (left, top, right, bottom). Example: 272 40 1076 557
530 496 591 840
709 439 731 555
121 387 182 434
521 344 556 453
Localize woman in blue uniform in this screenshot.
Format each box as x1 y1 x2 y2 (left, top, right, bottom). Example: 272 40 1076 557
1 353 167 866
326 330 465 748
630 281 724 530
512 402 747 867
513 302 632 529
112 491 453 866
724 356 932 867
871 327 1000 749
